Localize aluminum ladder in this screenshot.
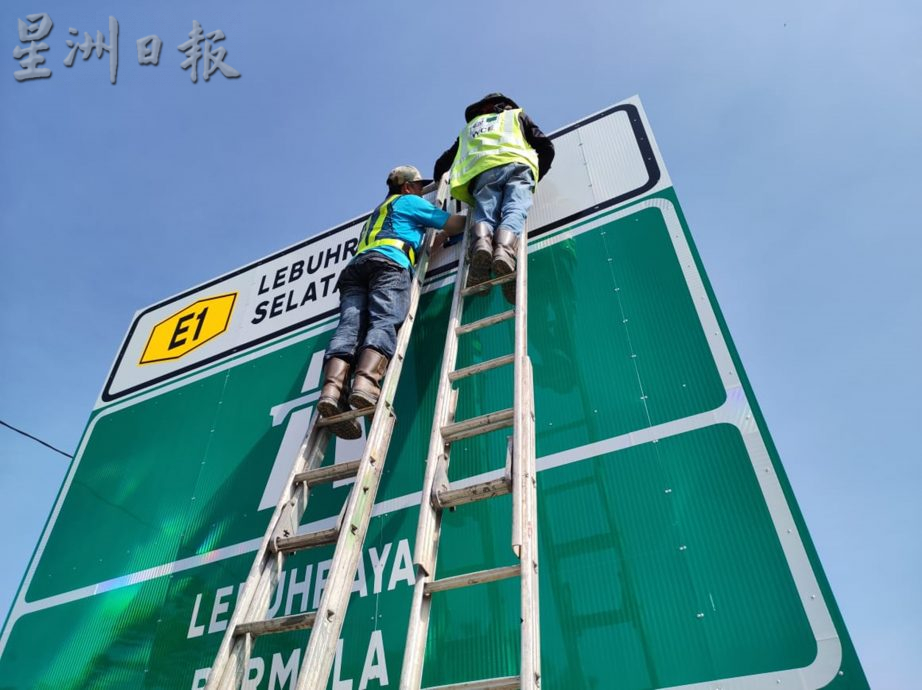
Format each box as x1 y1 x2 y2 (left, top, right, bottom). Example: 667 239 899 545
203 181 451 690
400 209 541 689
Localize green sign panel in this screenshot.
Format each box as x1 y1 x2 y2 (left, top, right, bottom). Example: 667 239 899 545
0 99 867 690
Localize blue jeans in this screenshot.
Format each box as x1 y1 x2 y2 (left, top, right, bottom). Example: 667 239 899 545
325 252 411 362
470 162 535 236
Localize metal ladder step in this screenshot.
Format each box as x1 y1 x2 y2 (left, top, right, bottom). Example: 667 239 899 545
315 406 376 427
424 564 520 595
435 475 512 509
440 408 513 443
294 460 361 487
455 309 515 336
460 272 516 298
273 526 339 553
235 611 317 638
448 354 514 383
422 677 520 690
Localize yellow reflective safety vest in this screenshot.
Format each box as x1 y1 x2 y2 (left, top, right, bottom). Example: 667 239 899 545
355 194 417 266
449 108 540 205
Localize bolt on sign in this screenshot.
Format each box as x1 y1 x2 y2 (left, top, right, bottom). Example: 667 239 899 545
0 97 869 689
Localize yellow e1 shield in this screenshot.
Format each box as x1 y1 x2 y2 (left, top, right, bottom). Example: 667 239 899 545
139 293 237 364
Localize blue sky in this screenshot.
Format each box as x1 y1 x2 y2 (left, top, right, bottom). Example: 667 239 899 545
1 1 919 687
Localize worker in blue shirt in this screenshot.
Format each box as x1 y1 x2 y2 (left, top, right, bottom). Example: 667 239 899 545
318 165 466 439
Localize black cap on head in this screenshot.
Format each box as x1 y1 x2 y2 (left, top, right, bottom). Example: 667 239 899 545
464 93 519 122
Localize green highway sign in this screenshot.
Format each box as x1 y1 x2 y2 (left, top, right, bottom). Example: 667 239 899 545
0 97 868 689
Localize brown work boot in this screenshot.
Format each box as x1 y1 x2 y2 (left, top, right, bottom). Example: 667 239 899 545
317 357 362 439
465 222 493 289
349 348 390 410
492 227 518 304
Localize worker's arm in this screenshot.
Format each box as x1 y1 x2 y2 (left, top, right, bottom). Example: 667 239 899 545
433 141 459 182
432 213 466 253
442 214 465 236
520 111 555 180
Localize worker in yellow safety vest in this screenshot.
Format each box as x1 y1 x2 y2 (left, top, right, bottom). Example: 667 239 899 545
433 93 554 303
318 166 466 439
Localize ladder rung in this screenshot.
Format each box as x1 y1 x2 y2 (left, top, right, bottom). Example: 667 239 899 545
455 309 515 336
316 406 376 427
436 476 512 509
460 272 516 297
273 526 339 553
424 564 520 594
422 678 520 690
440 408 513 443
449 354 514 383
235 611 316 638
293 460 361 487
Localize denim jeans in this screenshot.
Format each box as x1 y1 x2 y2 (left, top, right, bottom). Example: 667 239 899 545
470 162 535 236
324 252 411 362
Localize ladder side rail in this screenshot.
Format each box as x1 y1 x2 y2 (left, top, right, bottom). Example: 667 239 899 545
402 207 473 690
512 229 529 558
296 214 444 689
205 421 332 690
412 211 472 574
520 357 540 690
295 410 397 689
530 361 542 686
511 231 540 689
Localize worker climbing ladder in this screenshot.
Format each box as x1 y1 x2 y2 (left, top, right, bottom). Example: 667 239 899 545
400 201 541 689
203 181 451 690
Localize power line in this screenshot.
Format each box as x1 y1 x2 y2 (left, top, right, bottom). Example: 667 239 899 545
0 419 73 459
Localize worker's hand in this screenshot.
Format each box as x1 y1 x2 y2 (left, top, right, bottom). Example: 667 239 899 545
431 230 447 257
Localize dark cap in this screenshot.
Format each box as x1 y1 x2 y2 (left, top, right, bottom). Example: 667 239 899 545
464 93 520 122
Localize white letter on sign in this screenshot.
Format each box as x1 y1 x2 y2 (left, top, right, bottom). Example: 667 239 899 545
359 630 388 689
187 593 206 638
